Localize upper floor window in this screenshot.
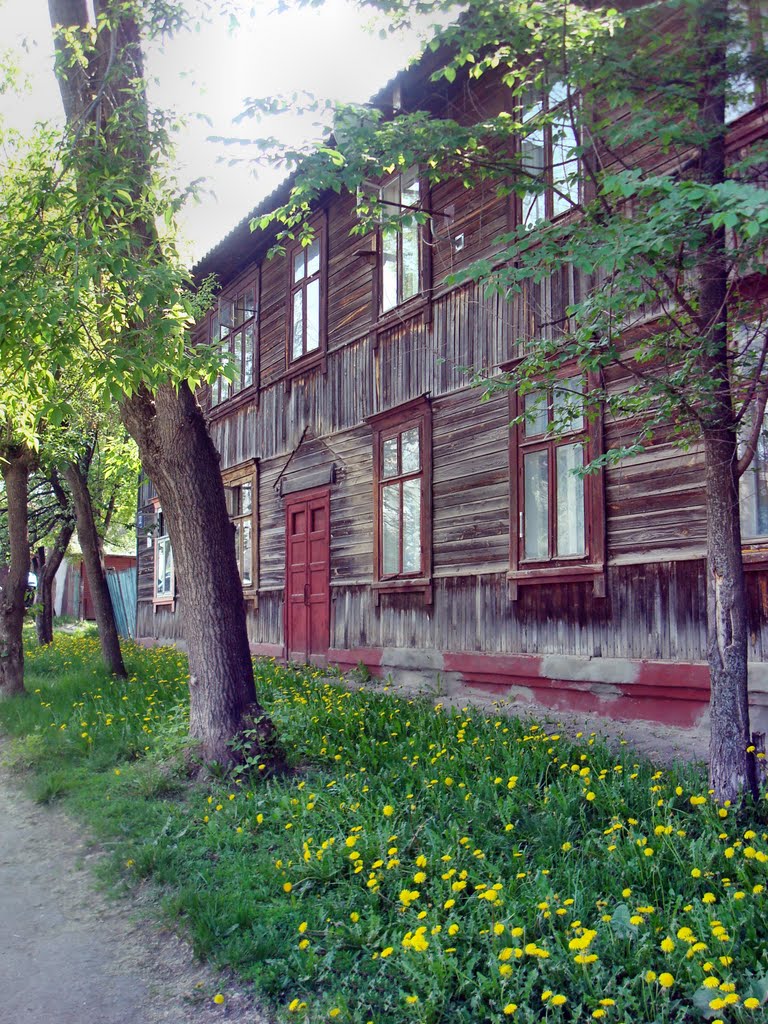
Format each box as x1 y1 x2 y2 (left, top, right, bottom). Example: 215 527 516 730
289 231 323 362
521 83 580 227
726 0 767 121
380 168 422 312
509 373 605 590
211 281 257 408
370 397 432 589
223 462 257 592
737 321 768 541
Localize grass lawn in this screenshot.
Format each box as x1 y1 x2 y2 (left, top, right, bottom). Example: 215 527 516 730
1 629 767 1024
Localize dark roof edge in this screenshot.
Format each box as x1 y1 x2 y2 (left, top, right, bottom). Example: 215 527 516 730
190 38 450 290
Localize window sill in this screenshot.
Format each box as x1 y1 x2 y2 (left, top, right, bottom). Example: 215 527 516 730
207 387 258 420
508 562 605 598
242 588 259 609
743 546 768 571
153 596 176 612
372 576 433 606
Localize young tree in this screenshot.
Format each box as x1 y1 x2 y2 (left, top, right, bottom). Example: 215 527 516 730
251 0 767 802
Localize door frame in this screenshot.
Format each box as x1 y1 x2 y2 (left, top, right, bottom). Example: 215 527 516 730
284 486 331 665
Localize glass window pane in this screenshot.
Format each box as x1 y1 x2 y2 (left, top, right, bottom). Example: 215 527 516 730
382 178 400 210
552 119 579 217
382 437 399 479
402 478 422 573
224 486 236 517
524 450 549 559
401 427 420 473
524 391 548 435
233 521 241 578
381 230 398 311
241 482 253 516
293 250 305 283
242 521 253 586
382 483 401 575
243 324 254 387
220 340 230 402
553 376 584 432
219 298 234 331
402 169 420 208
243 287 256 321
556 443 585 556
522 130 546 227
210 313 220 344
231 331 242 395
307 238 320 277
157 536 173 597
402 220 420 301
292 290 304 359
742 425 768 537
306 278 320 352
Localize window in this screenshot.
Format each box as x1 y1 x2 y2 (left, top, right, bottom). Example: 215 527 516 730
289 230 324 362
740 425 768 539
509 374 605 591
153 502 174 604
210 280 257 408
736 321 768 544
521 82 580 227
223 462 257 593
369 397 432 593
380 168 422 312
726 1 767 121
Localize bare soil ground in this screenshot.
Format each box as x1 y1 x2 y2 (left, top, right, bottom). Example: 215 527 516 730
0 747 270 1024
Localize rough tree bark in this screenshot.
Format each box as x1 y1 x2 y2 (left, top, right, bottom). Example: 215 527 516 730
122 384 281 765
63 460 126 677
48 0 283 768
696 0 758 803
0 445 35 696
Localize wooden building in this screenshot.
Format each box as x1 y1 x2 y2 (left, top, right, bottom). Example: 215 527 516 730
136 34 768 735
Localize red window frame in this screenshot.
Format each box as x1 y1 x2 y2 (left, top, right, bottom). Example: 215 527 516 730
369 396 433 599
519 82 581 227
379 168 426 314
508 372 605 595
209 270 259 411
286 217 327 368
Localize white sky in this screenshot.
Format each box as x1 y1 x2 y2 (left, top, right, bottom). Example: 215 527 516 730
0 0 436 261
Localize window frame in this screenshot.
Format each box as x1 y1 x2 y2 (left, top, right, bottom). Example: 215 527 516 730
508 370 605 596
378 167 427 316
285 215 328 375
222 460 259 602
519 82 582 228
368 396 433 601
151 498 175 608
208 269 260 414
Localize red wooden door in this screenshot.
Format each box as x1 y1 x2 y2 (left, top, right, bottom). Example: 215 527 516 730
286 489 330 664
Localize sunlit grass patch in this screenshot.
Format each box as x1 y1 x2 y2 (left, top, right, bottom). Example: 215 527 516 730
2 635 767 1023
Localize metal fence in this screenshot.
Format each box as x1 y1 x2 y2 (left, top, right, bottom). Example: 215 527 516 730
106 567 137 639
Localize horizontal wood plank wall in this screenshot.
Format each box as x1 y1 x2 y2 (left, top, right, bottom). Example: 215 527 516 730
432 387 509 575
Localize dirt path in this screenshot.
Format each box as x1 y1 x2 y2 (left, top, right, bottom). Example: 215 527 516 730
0 753 270 1024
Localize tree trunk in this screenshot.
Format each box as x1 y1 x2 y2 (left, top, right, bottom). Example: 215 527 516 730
695 0 757 803
122 384 283 768
63 462 127 678
704 428 758 802
48 0 282 770
0 447 34 696
34 523 74 646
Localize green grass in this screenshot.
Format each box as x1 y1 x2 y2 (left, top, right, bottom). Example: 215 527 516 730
1 631 768 1024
